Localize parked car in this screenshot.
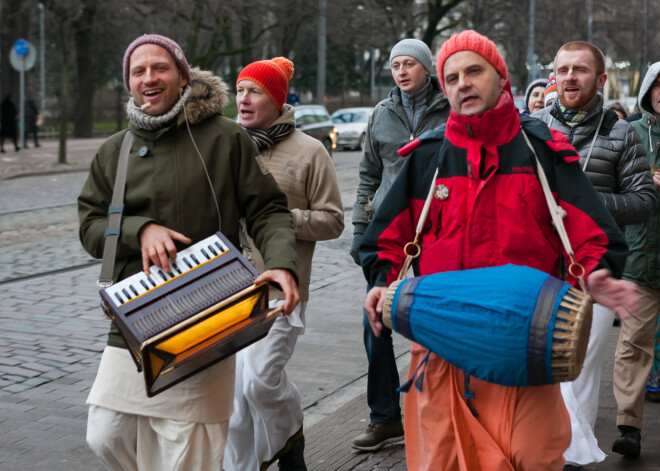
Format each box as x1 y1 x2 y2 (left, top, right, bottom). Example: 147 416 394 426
293 105 337 154
330 107 374 151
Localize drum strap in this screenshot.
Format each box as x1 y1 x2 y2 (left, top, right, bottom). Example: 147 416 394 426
520 129 589 293
398 167 439 280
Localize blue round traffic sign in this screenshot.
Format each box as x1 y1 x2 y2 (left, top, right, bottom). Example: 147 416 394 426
14 39 28 56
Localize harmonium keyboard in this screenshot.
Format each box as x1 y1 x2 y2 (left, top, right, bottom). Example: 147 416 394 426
100 231 280 397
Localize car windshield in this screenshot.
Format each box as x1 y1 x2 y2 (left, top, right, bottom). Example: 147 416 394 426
331 111 367 124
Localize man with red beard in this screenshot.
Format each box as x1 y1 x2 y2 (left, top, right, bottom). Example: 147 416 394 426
533 41 655 471
361 30 638 470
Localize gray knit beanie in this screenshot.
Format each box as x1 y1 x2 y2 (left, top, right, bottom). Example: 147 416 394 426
389 39 433 74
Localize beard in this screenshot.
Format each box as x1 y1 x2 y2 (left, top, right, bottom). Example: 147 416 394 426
558 80 598 111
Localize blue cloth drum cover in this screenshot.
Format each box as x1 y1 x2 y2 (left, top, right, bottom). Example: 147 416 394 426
382 264 592 387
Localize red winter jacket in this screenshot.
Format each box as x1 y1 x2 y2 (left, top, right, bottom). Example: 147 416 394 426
360 93 628 287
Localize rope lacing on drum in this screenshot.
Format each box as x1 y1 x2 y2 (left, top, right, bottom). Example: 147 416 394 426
398 351 430 393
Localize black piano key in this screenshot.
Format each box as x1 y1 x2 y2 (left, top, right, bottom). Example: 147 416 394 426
147 275 157 287
207 244 218 256
122 288 132 300
190 254 200 265
214 241 223 252
129 285 139 297
200 248 210 260
140 279 150 290
183 257 193 269
114 293 125 304
158 270 169 282
171 262 182 275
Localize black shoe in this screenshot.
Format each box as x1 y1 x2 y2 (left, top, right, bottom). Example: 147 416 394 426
277 429 306 471
563 465 582 470
35 142 41 147
612 426 641 457
646 390 660 403
0 149 4 153
350 420 404 452
259 426 307 471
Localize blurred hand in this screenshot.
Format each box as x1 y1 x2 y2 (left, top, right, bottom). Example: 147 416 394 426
349 232 364 266
255 269 300 315
138 223 191 274
364 286 388 337
653 171 660 191
586 268 639 320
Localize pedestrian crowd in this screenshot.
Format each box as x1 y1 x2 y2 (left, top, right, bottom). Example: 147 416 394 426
71 25 659 471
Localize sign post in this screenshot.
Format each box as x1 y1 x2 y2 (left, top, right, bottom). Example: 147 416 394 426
9 39 37 149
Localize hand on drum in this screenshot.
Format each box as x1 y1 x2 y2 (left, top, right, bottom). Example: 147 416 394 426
255 269 300 315
364 286 389 337
138 223 192 274
586 268 639 320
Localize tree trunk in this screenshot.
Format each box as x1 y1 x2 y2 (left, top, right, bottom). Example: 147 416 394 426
71 0 97 138
58 22 69 164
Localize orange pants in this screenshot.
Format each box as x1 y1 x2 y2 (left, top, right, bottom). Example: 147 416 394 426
404 343 571 471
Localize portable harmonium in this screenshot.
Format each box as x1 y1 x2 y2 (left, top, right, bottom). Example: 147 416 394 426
100 231 280 396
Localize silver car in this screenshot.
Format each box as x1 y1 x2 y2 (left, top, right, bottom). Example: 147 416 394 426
331 107 374 151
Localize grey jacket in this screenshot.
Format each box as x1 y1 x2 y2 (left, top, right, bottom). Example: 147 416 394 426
352 76 449 226
533 95 655 226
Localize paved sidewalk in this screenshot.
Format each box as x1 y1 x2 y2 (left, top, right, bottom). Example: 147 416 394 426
1 139 659 470
0 137 105 180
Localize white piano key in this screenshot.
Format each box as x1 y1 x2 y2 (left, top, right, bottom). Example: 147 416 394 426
105 233 229 306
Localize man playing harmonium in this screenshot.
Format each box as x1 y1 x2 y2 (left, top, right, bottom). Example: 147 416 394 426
78 34 299 470
223 56 344 471
360 30 639 470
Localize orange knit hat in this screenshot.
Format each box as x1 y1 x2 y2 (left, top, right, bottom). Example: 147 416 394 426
436 30 508 91
237 57 294 110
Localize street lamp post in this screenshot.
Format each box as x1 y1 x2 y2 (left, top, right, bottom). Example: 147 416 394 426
316 0 326 105
39 3 46 114
527 0 536 84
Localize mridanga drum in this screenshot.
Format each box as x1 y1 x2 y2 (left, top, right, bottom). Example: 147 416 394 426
382 264 592 387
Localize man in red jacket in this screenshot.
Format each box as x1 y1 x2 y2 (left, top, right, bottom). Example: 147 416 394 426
361 30 638 470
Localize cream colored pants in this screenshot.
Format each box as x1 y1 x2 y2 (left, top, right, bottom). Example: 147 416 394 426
87 405 228 471
614 284 660 429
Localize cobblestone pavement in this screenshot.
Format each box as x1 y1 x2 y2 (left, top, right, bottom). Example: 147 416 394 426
1 140 659 470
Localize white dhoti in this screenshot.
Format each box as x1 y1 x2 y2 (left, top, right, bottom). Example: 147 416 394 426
86 346 235 471
223 300 306 471
561 303 613 465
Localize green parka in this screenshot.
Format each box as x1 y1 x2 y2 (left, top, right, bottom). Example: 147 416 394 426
624 61 660 287
78 68 298 348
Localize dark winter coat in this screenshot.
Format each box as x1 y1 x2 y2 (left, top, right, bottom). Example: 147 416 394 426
624 61 660 287
533 95 655 226
361 95 627 288
78 68 298 349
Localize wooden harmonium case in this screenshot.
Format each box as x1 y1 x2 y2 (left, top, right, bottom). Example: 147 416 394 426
100 231 279 397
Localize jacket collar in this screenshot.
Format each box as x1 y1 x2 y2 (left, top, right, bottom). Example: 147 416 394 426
550 93 604 126
445 83 520 148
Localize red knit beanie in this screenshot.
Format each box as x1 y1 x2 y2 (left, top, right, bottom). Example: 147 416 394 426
237 57 294 110
436 30 508 91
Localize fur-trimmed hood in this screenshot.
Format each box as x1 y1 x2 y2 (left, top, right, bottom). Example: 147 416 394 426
177 67 230 126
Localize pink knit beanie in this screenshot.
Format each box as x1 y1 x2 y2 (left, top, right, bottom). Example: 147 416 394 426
237 57 294 110
122 34 191 92
436 30 508 91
